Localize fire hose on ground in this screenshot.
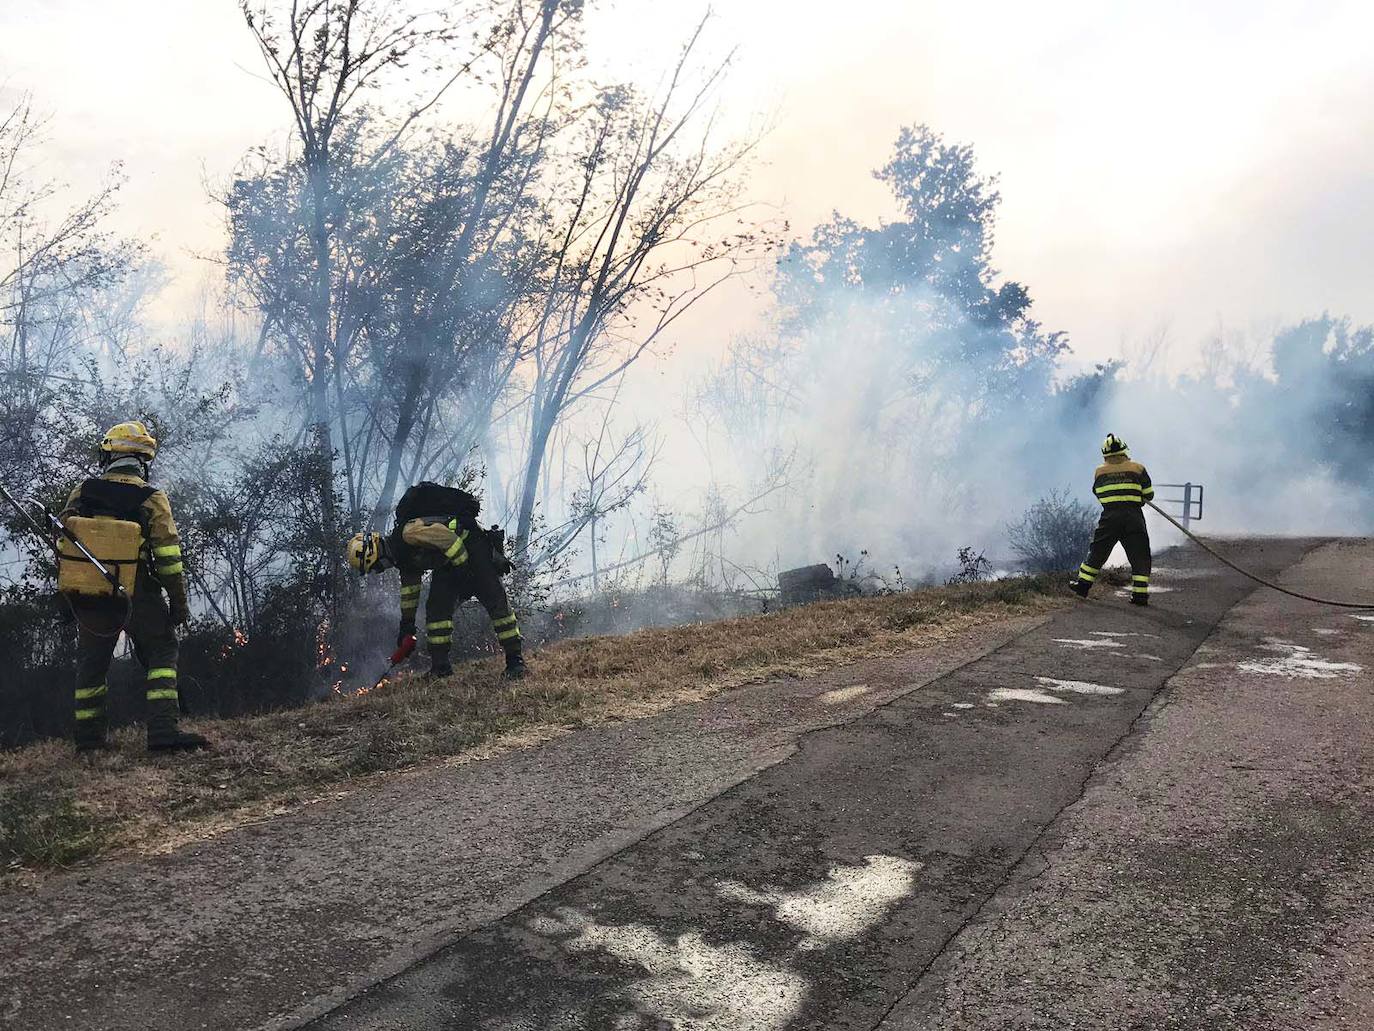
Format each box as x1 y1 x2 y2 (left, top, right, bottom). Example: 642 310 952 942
1146 500 1374 610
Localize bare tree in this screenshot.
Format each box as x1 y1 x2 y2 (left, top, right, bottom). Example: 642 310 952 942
526 378 658 582
513 15 770 551
0 94 140 493
362 0 579 529
235 0 487 612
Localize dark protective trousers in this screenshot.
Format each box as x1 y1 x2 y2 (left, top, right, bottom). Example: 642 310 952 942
1077 505 1152 598
422 530 522 665
72 569 182 746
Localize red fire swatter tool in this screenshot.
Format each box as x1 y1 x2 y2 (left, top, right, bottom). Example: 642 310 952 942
371 634 416 692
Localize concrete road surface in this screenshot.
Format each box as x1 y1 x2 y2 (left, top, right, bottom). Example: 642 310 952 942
8 537 1374 1031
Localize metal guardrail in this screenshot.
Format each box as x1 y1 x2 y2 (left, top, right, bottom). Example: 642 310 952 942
1155 482 1204 528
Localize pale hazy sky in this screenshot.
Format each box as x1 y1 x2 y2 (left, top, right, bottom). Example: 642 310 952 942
2 0 1372 369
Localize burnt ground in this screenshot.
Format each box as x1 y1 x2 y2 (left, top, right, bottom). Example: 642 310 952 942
9 537 1374 1031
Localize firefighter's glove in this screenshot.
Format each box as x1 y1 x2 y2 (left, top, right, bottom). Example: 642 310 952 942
398 619 417 648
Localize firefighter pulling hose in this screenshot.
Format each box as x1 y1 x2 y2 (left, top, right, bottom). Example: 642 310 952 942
1069 431 1374 610
1072 434 1155 604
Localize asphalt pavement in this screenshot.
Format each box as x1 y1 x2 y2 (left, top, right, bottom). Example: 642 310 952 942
10 536 1370 1031
2 604 1041 1031
306 537 1367 1031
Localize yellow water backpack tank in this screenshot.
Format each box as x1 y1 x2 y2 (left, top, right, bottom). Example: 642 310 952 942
56 477 157 598
57 516 144 597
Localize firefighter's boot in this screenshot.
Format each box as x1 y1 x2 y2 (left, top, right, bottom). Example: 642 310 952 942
503 650 528 681
1130 594 1150 607
145 668 209 751
427 661 455 679
1070 580 1091 599
149 728 211 752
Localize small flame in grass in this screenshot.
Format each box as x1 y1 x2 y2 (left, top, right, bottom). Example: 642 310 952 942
220 626 251 660
315 621 332 669
316 620 349 696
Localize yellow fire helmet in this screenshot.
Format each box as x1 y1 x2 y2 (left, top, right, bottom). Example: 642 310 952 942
101 420 159 461
1101 433 1129 457
346 531 386 574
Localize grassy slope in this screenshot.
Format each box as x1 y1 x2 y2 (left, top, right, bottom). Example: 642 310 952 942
1 575 1070 879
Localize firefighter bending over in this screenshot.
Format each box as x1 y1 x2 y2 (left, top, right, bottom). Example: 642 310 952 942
1072 433 1154 606
346 481 526 679
63 422 209 752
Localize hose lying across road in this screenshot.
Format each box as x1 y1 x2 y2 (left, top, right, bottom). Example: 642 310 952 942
1146 501 1374 610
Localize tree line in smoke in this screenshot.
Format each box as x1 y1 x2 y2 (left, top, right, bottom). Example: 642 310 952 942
3 0 1373 745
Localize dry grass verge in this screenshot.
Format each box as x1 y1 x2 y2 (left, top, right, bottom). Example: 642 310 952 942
1 575 1067 880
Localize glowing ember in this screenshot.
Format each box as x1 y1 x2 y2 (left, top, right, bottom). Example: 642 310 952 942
219 626 251 660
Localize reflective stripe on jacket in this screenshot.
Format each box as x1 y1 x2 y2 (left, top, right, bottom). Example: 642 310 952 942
1092 455 1155 507
395 517 471 616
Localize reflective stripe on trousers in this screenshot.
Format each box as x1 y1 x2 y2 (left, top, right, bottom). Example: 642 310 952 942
146 667 178 702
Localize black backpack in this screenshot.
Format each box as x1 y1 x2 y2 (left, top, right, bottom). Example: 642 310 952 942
393 481 480 528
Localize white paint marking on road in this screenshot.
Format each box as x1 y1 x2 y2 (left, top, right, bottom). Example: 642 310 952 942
1035 677 1124 696
1312 629 1341 636
528 907 807 1030
1238 640 1363 679
1116 586 1174 596
717 855 922 951
1053 638 1124 650
1260 637 1304 652
817 684 872 706
1138 654 1165 662
987 687 1068 705
1352 615 1374 624
1090 631 1160 639
952 702 975 709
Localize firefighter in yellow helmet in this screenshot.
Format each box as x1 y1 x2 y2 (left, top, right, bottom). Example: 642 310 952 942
62 421 208 752
1072 433 1154 605
347 481 526 679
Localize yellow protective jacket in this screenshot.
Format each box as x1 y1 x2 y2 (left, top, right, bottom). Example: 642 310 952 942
1092 454 1155 507
63 470 188 607
396 517 471 621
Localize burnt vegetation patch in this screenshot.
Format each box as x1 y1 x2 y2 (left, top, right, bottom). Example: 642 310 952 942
0 576 1065 879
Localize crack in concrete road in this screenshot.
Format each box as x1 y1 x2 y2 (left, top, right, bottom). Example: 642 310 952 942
866 629 1197 1031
